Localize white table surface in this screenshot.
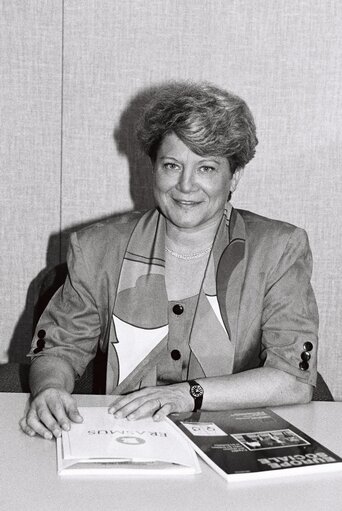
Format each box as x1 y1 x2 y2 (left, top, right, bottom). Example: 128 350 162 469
1 393 342 511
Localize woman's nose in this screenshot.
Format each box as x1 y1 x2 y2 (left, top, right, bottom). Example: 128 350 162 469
176 168 197 193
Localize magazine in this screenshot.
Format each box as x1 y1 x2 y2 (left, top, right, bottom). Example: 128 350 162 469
57 407 201 476
168 408 342 482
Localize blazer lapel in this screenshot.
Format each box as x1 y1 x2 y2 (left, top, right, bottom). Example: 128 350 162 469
188 207 247 378
216 208 247 347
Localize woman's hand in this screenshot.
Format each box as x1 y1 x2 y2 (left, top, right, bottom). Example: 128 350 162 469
108 383 193 421
19 388 83 439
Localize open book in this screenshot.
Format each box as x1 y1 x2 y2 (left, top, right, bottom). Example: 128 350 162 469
168 408 342 482
57 407 200 476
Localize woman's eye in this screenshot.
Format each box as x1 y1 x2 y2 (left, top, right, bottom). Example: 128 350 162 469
163 162 179 170
199 165 216 173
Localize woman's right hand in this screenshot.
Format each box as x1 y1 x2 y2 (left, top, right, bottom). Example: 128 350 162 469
19 388 83 440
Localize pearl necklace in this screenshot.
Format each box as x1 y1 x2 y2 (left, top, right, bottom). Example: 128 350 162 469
165 244 213 260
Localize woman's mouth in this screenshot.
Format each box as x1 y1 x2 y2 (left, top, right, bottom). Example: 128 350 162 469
173 199 200 207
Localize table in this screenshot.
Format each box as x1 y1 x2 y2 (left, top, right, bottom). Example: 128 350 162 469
1 393 342 511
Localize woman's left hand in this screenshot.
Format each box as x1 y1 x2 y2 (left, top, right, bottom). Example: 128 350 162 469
108 383 193 421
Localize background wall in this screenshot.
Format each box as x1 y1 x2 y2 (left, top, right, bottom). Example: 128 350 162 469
1 0 341 398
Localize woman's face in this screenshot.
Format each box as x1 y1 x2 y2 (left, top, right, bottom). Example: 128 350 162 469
153 132 236 231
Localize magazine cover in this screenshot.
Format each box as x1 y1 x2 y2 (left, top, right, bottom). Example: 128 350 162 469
169 408 342 481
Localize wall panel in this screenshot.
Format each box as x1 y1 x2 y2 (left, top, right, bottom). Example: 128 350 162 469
0 1 62 361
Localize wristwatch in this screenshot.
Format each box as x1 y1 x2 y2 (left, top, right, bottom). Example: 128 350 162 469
188 380 204 412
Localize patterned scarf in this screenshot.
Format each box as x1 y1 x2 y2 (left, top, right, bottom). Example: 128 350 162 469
106 205 246 394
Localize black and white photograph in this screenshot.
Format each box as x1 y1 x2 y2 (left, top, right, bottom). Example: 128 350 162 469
1 1 341 510
232 429 310 451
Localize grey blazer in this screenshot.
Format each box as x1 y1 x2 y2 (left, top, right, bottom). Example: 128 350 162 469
29 208 318 389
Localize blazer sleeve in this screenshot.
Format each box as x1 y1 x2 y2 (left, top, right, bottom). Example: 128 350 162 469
260 227 319 386
28 232 101 378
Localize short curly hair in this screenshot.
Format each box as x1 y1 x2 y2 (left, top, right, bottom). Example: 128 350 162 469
136 81 258 173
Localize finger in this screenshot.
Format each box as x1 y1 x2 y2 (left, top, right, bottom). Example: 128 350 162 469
108 387 156 414
153 402 173 421
34 404 62 438
19 417 36 437
108 394 138 415
64 399 83 424
26 409 55 440
126 398 163 420
108 395 122 414
109 397 143 418
48 396 74 432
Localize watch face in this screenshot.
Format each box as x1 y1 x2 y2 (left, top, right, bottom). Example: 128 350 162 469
191 384 204 398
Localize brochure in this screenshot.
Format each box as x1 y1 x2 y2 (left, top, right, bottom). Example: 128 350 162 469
56 406 201 476
168 408 342 482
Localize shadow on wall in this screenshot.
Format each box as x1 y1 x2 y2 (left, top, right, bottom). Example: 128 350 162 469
8 85 160 362
114 85 159 211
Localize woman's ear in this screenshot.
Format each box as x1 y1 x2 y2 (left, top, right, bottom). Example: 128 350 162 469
230 168 243 193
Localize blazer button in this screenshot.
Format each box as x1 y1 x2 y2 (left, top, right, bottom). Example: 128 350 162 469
303 341 313 352
301 351 311 362
299 361 309 371
171 349 181 360
37 329 46 339
36 339 45 350
172 304 184 315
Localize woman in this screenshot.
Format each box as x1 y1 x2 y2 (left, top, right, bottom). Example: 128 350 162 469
20 82 318 440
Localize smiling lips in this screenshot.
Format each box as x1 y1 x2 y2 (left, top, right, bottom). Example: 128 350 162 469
173 198 202 207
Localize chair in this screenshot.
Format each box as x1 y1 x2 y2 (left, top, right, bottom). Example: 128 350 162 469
312 372 334 401
0 262 106 394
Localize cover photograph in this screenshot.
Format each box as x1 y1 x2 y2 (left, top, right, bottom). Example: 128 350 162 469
168 408 342 482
